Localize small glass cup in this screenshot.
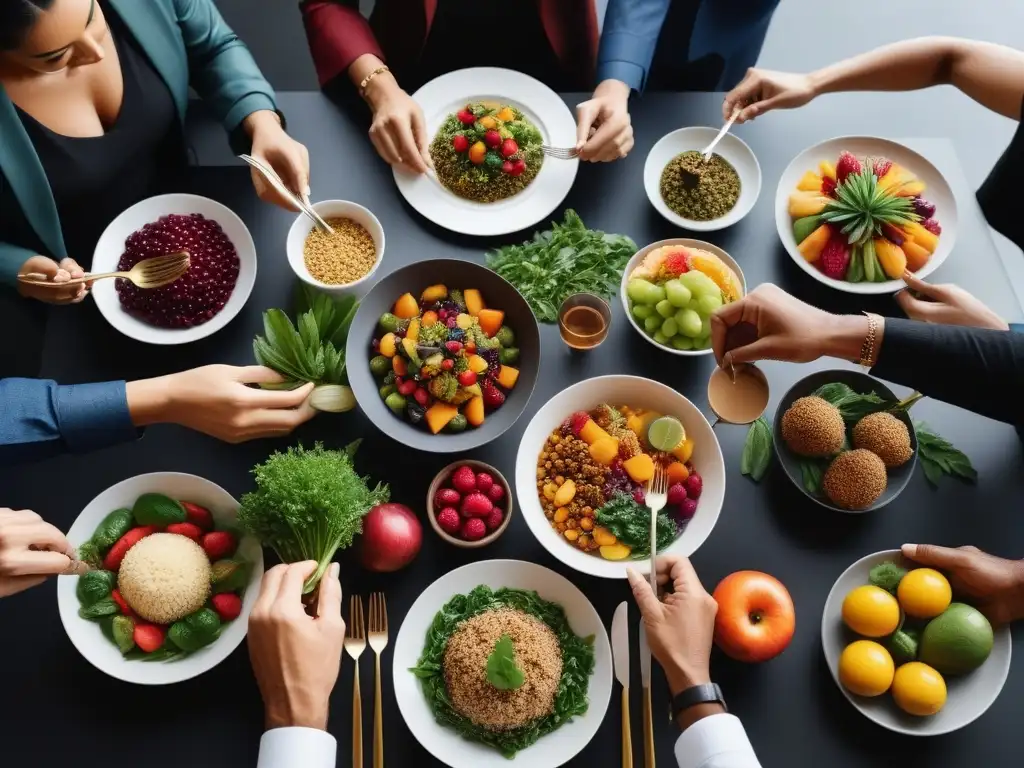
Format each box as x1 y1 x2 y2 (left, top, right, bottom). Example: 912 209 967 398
558 293 611 350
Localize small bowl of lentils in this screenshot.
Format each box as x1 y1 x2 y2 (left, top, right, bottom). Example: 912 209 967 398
286 199 384 297
643 126 761 232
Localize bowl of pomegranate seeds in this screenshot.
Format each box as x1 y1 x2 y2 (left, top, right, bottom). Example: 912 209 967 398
91 194 257 344
427 460 513 548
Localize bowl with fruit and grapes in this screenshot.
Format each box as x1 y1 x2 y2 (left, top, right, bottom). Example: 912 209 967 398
621 239 746 356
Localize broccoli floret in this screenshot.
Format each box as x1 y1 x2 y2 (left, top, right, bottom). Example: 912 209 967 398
869 561 908 595
593 404 624 429
449 289 467 311
495 325 515 347
382 371 396 387
428 372 459 403
453 355 470 374
467 322 499 350
418 323 450 346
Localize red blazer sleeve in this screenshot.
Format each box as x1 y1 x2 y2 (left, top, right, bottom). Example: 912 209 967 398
301 1 385 87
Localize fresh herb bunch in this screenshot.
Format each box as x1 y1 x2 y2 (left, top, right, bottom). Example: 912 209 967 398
486 634 525 691
595 493 677 558
486 209 636 322
822 166 919 246
410 585 595 759
915 421 977 485
740 417 773 482
238 441 389 593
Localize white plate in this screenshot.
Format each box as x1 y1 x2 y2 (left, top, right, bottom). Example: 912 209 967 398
515 376 725 578
91 193 257 344
619 238 747 357
643 127 761 231
821 549 1011 736
393 559 612 768
57 472 264 685
394 67 578 236
775 137 958 294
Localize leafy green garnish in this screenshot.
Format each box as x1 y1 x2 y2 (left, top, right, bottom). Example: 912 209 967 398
740 416 773 481
76 569 116 607
798 459 825 494
485 209 636 322
869 561 908 594
595 493 676 558
409 586 594 759
915 421 977 486
486 634 525 691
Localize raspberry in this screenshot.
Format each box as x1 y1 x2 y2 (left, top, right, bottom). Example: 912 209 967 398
667 483 688 506
684 472 703 500
475 473 494 494
444 341 463 354
460 518 487 541
486 483 505 503
921 218 942 235
451 465 477 494
461 492 493 518
632 488 646 505
436 507 461 535
569 411 591 437
434 488 461 508
873 158 893 178
484 508 504 531
836 151 862 185
679 498 698 520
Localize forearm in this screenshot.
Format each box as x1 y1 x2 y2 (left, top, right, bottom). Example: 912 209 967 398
348 53 401 110
301 0 384 88
597 0 672 92
0 243 41 286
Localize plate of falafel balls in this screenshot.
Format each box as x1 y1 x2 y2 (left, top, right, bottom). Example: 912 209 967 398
773 370 917 513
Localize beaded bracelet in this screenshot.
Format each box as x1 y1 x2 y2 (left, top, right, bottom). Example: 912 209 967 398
359 65 390 96
859 312 882 367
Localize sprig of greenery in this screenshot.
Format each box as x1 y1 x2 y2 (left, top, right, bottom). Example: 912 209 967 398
915 421 977 486
740 417 773 481
594 492 676 558
486 634 525 690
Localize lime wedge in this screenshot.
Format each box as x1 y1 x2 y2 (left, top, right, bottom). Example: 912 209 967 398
647 416 685 452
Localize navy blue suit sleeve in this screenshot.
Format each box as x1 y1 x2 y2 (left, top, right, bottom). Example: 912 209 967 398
597 0 672 92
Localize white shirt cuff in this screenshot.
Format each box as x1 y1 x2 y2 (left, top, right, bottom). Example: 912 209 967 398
257 727 336 768
674 713 761 768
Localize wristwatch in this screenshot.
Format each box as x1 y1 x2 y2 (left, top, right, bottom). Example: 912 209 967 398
670 683 727 721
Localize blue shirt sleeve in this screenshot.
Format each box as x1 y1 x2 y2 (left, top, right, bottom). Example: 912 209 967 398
597 0 673 92
0 379 139 464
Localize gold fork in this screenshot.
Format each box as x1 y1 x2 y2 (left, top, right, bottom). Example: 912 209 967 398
17 251 190 290
368 593 389 768
345 595 367 767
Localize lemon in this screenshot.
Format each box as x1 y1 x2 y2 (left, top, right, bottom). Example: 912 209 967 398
897 568 952 619
647 416 685 452
842 585 901 637
839 640 895 697
892 662 947 716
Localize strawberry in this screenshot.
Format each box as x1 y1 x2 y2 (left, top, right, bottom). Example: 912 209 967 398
836 151 862 185
881 223 906 246
502 160 515 175
461 492 493 518
873 158 893 178
667 483 688 506
684 472 703 500
460 517 487 541
413 387 430 407
111 589 136 617
482 380 506 408
818 236 851 280
452 134 469 153
181 502 214 531
444 341 463 354
486 483 505 503
457 109 476 125
441 358 455 371
457 370 477 387
921 218 942 235
821 176 837 198
103 526 158 571
451 465 478 494
484 129 501 148
484 507 505 531
436 507 461 535
568 411 591 437
202 531 236 561
509 158 526 177
500 138 519 158
134 623 165 653
474 472 494 494
211 593 243 622
434 488 461 508
166 522 203 542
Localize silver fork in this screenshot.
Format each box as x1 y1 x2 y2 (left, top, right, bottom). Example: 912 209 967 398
238 153 335 235
542 144 579 160
345 596 367 767
368 593 389 768
645 465 669 592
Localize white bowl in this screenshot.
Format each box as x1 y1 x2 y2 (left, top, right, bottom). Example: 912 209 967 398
57 472 264 685
515 375 725 579
775 136 958 294
644 127 761 231
821 549 1010 736
286 200 385 298
91 193 257 345
619 238 747 358
392 559 612 768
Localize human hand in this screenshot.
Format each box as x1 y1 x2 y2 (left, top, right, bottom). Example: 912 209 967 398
575 79 633 162
902 544 1024 626
626 555 716 694
125 364 317 443
16 255 89 304
247 111 311 211
722 68 817 124
0 508 88 597
249 561 345 730
896 271 1009 331
363 74 431 174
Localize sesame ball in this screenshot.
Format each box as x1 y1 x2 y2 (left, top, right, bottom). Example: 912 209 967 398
118 533 211 624
823 450 888 510
852 412 913 468
781 396 846 457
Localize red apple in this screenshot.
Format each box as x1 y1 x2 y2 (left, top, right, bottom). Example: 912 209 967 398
359 503 422 572
712 571 795 663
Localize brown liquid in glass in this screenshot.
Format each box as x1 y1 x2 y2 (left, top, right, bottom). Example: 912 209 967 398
559 305 608 349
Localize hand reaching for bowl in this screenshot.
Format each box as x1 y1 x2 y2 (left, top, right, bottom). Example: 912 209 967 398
352 56 432 174
576 79 634 162
902 544 1024 626
0 508 88 597
896 272 1009 331
722 68 817 124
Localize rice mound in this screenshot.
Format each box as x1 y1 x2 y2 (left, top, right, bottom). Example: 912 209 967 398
118 533 211 624
443 608 562 731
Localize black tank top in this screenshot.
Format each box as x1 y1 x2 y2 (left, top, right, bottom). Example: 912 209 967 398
977 95 1024 253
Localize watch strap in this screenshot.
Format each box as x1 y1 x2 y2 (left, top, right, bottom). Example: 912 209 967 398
670 682 727 721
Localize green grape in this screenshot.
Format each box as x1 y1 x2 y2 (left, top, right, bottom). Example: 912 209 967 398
671 336 694 350
631 303 653 320
694 335 712 350
653 330 669 345
660 318 678 337
664 279 692 308
627 278 656 303
677 271 705 295
648 284 666 304
677 308 703 338
700 315 712 338
697 292 723 315
655 299 675 318
643 314 662 334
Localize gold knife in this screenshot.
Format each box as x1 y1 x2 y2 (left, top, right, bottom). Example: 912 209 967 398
639 623 655 768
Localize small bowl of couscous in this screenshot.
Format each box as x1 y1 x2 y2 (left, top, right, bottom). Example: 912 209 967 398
286 199 385 298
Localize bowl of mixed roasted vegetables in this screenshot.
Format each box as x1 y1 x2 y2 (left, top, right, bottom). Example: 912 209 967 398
348 259 540 452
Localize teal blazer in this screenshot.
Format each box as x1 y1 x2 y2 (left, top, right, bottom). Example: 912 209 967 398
0 0 279 286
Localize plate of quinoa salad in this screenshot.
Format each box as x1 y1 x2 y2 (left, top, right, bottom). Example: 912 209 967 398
394 67 578 236
393 559 612 767
515 375 726 578
91 194 257 344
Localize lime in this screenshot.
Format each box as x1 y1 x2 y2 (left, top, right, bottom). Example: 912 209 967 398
647 417 685 452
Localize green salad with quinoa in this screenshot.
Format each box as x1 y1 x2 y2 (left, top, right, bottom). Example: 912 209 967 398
429 102 544 203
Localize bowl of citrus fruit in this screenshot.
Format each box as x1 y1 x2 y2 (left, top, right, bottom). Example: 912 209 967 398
821 549 1011 736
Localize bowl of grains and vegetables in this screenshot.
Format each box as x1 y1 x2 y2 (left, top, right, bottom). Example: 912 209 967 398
643 126 761 231
286 200 384 298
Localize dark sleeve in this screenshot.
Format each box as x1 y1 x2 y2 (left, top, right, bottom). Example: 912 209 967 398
871 318 1024 425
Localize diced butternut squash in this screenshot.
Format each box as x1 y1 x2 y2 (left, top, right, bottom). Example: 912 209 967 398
798 224 832 263
420 284 447 302
393 292 419 319
600 543 632 561
467 354 489 374
666 461 690 485
479 116 497 130
542 483 557 501
379 333 397 358
464 289 485 316
626 410 661 440
553 507 569 523
589 437 619 466
496 107 515 122
797 171 823 192
425 402 459 434
593 526 618 546
496 365 519 389
406 318 420 342
456 312 474 330
465 396 485 426
904 222 939 254
553 480 576 507
563 528 579 541
788 191 830 219
579 420 612 446
893 180 926 198
819 161 837 181
901 238 931 272
421 310 438 328
623 453 655 483
874 238 907 279
477 308 505 337
392 356 407 376
672 438 695 464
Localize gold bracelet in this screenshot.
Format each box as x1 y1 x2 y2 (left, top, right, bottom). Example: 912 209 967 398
859 312 881 367
359 65 390 96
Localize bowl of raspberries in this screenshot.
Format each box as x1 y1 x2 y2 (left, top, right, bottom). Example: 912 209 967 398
427 460 513 548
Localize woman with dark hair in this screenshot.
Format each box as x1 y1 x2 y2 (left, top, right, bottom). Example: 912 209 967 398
0 0 310 304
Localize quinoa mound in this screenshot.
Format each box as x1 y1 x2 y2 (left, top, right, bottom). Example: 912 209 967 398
781 396 846 457
823 449 888 510
852 412 913 468
118 533 211 624
443 608 562 731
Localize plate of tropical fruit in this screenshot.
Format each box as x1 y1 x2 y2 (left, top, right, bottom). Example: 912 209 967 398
821 549 1010 736
776 137 957 294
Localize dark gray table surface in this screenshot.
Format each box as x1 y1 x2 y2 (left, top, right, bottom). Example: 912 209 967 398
2 91 1022 768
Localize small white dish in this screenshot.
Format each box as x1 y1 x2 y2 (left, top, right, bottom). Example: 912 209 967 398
286 199 385 299
392 559 612 768
821 549 1011 736
395 67 578 236
775 136 958 295
514 375 725 579
57 472 264 686
644 126 761 231
619 238 746 358
91 193 256 345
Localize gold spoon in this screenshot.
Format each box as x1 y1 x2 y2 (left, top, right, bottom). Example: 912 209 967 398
18 251 190 290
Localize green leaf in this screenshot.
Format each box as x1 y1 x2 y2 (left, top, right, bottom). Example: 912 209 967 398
132 493 186 527
211 559 251 594
112 615 136 654
168 608 221 652
741 417 773 482
91 508 135 553
594 493 676 557
486 634 525 690
76 569 116 607
79 597 119 620
913 421 977 485
799 460 825 494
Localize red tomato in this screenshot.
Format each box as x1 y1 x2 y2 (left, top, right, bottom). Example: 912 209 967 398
501 160 515 175
501 138 519 158
508 158 526 177
484 130 501 148
712 571 795 663
452 134 469 153
457 109 476 125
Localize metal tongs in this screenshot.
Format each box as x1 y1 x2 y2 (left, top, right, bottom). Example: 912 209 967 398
239 153 335 235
